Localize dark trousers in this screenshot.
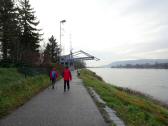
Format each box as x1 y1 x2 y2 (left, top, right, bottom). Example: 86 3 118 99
64 80 70 91
52 79 56 89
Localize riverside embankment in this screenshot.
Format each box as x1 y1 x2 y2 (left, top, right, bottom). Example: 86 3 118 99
80 69 168 126
89 68 168 105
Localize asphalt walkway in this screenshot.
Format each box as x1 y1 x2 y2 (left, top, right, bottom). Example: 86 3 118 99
0 71 107 126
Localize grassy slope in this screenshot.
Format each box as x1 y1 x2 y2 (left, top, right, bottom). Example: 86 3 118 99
0 68 50 118
80 69 168 126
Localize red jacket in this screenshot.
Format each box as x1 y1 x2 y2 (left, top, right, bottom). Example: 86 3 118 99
63 68 72 81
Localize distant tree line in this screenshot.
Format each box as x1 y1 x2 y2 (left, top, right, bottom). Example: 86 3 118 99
0 0 61 67
111 63 168 69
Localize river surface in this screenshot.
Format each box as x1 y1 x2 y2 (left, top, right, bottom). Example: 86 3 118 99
89 68 168 104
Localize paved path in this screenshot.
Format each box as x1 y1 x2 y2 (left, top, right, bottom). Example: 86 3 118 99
0 71 107 126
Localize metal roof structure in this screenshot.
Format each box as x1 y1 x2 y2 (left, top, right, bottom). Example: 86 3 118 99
60 50 100 65
72 50 100 61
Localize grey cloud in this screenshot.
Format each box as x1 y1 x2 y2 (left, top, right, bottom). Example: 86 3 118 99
123 40 168 55
122 0 168 15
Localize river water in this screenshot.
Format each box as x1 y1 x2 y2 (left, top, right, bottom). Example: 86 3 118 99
89 68 168 104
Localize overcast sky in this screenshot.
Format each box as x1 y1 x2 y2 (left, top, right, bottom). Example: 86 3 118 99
30 0 168 66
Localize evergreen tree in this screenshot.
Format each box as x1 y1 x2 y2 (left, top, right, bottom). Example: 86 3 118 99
0 0 2 59
19 0 41 63
44 35 60 63
0 0 20 62
8 5 22 63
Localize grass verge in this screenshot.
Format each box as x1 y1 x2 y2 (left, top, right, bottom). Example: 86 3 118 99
80 69 168 126
0 68 50 118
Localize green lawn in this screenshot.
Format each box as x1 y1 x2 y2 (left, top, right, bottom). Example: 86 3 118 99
0 68 50 118
80 69 168 126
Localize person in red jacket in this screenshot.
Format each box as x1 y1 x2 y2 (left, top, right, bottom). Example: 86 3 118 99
62 66 72 92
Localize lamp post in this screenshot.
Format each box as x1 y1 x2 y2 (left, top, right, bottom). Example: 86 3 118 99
60 20 66 55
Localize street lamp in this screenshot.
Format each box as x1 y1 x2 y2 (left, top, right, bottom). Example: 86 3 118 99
60 20 66 55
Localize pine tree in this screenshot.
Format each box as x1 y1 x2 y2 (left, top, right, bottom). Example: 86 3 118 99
19 0 41 63
0 0 2 59
8 5 22 63
44 35 61 63
0 0 20 62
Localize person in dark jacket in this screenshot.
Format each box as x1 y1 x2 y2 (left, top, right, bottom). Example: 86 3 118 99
62 66 72 92
77 69 80 76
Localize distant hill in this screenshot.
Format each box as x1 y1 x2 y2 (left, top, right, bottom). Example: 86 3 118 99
104 59 168 68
